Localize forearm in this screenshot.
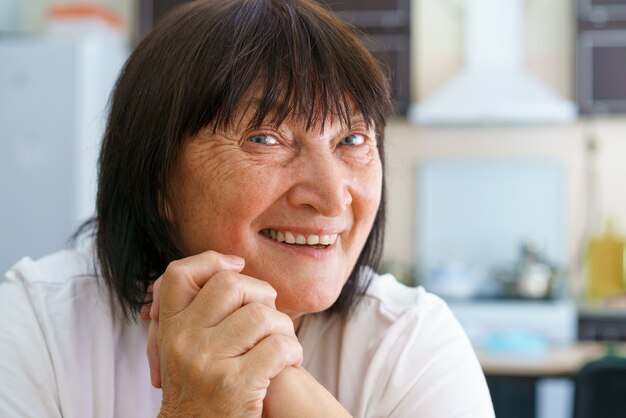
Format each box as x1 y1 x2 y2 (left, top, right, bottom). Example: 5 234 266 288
263 366 351 418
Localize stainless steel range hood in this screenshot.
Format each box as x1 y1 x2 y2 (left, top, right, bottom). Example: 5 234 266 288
409 0 576 125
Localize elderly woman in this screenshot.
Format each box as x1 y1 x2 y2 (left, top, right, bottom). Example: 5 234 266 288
0 0 494 417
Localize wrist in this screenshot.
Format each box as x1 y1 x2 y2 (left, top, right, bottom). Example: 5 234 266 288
265 366 351 418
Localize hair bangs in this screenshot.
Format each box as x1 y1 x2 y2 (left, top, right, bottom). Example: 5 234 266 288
199 0 390 135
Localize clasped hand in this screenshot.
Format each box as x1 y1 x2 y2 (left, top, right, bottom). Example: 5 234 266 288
141 251 303 417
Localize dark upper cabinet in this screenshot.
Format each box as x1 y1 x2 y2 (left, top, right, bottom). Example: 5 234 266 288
321 0 410 30
136 0 177 40
138 0 411 115
578 0 626 22
576 0 626 114
322 0 411 114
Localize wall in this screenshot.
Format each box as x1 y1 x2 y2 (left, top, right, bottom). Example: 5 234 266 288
383 118 626 294
383 0 626 295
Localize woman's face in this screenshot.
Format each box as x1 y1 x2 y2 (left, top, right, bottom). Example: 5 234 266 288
166 108 382 318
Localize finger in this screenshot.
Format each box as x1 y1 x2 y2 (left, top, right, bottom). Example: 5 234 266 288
140 302 152 321
159 251 245 319
148 278 161 320
209 303 296 357
140 283 155 321
239 334 303 384
147 319 162 388
183 270 277 327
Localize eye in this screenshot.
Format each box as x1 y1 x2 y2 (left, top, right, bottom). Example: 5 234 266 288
339 134 365 146
248 134 278 145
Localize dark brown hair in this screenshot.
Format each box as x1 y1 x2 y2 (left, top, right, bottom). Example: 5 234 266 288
90 0 392 320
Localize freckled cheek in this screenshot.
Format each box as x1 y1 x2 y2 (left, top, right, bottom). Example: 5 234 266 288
216 173 277 230
354 166 383 218
199 197 256 255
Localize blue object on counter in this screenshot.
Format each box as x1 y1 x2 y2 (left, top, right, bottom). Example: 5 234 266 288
483 330 549 357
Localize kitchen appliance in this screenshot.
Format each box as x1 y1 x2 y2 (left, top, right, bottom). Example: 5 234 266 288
410 0 576 125
0 9 127 273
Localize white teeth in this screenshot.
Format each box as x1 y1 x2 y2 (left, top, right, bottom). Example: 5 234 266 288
306 235 319 245
262 229 338 246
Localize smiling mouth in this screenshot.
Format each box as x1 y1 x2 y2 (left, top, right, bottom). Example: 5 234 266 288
260 228 338 248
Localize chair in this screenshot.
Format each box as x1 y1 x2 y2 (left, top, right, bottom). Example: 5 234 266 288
573 355 626 418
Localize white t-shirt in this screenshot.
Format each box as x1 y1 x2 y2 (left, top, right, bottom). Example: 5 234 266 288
0 246 494 418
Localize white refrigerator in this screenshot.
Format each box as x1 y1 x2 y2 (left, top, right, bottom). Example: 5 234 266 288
0 22 127 272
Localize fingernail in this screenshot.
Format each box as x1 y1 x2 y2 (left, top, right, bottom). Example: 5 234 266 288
224 255 245 267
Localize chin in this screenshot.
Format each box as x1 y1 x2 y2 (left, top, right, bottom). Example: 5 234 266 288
274 281 344 316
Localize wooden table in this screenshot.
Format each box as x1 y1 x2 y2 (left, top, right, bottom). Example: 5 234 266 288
476 342 626 418
477 342 619 377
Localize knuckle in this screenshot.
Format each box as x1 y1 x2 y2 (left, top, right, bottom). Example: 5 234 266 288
267 334 298 359
269 335 289 353
211 270 241 291
247 302 272 328
203 250 221 262
164 259 187 279
161 331 188 361
217 367 242 395
278 311 296 334
262 282 278 300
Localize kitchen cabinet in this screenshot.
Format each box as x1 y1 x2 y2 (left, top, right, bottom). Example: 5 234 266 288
578 303 626 341
577 0 626 113
323 0 411 114
137 0 410 114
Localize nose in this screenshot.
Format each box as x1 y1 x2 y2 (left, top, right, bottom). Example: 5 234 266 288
286 151 352 218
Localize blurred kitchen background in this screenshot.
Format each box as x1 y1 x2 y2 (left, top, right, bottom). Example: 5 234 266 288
2 0 626 417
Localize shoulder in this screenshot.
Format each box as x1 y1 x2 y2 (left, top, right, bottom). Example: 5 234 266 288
0 243 112 348
1 242 118 346
358 274 494 417
304 273 495 417
0 245 105 416
345 273 458 346
1 243 110 315
300 273 461 358
299 274 453 362
354 273 477 373
1 244 110 319
361 272 448 320
4 243 97 288
0 245 159 417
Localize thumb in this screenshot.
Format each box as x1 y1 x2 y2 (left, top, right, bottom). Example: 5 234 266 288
147 319 162 388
